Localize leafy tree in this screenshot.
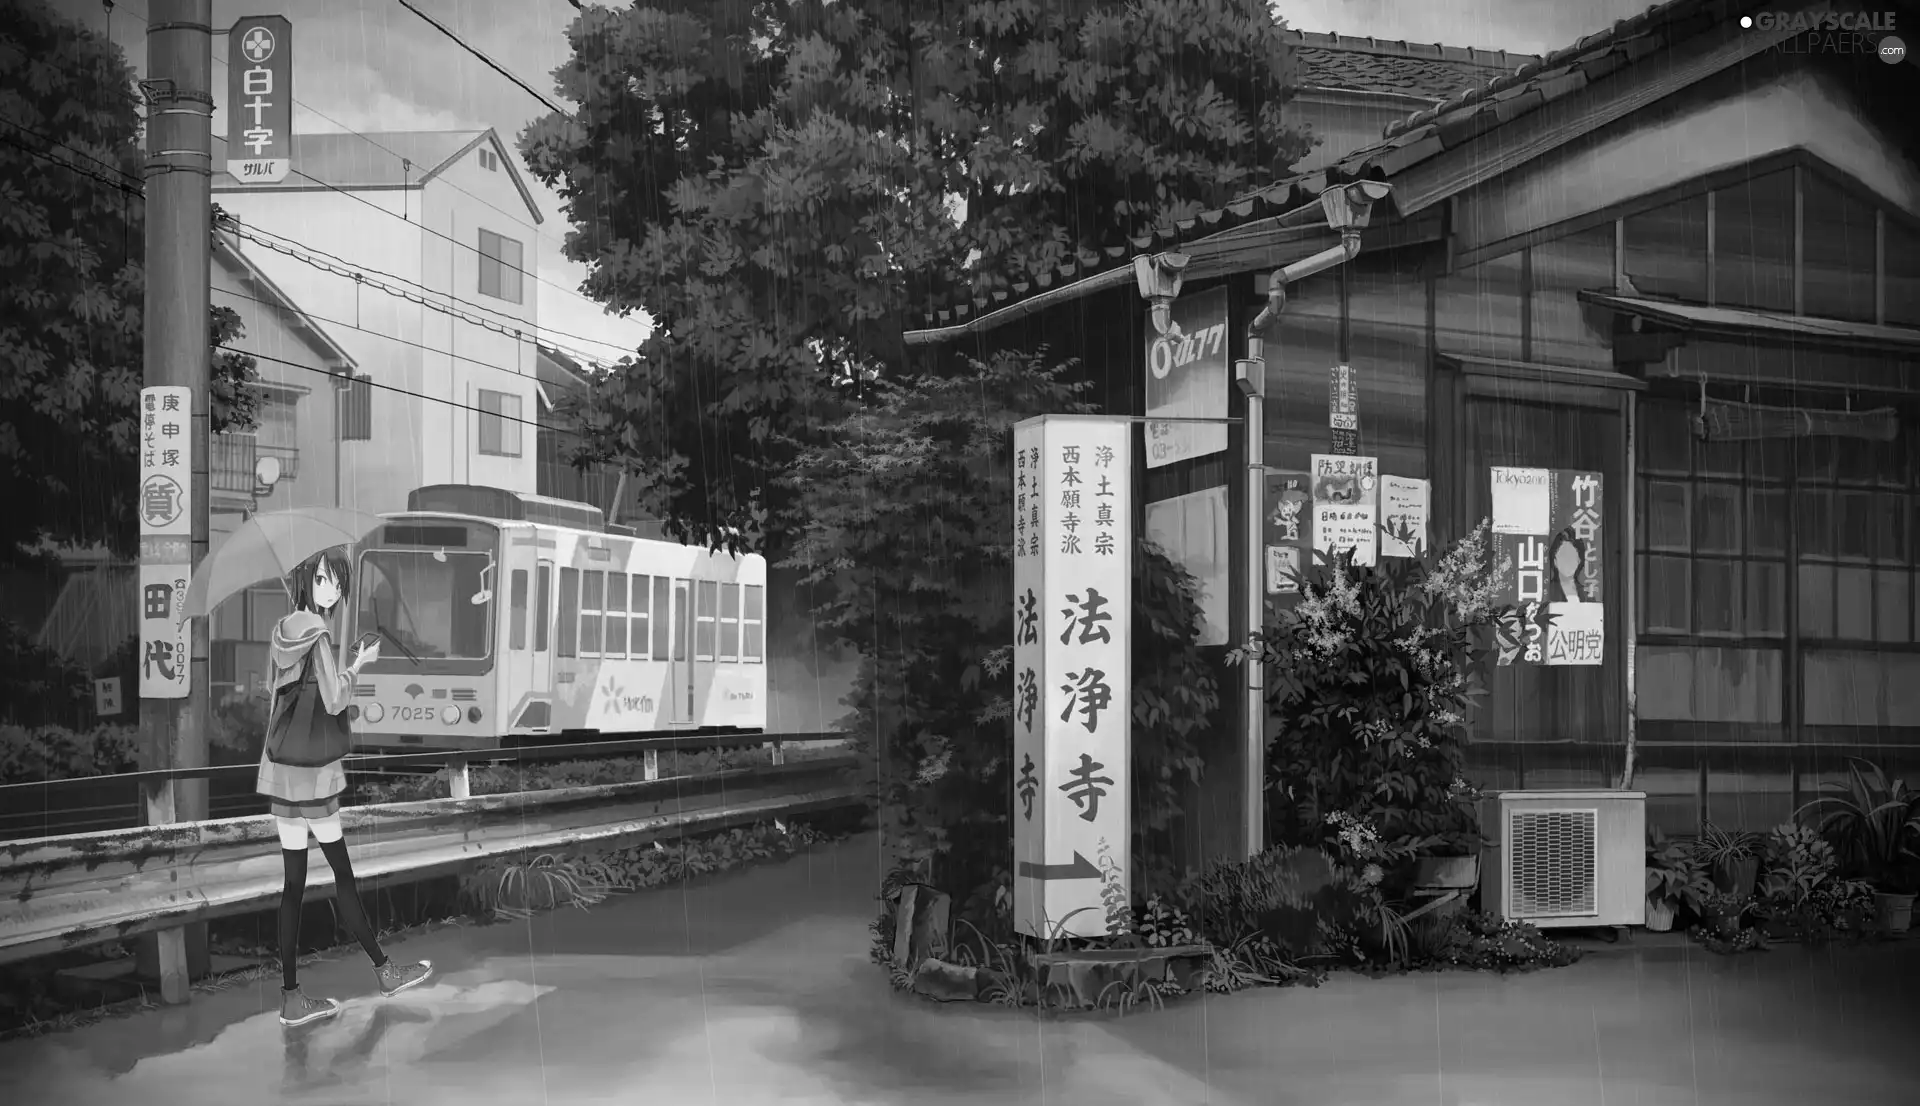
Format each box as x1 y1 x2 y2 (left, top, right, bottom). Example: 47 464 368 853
521 0 1312 555
0 0 260 566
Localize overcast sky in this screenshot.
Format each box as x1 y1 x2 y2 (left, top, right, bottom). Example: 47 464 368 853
51 0 1650 359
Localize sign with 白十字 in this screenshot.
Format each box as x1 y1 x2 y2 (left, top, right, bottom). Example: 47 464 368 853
1490 468 1604 667
226 16 294 184
1329 364 1359 455
139 386 192 699
1012 415 1132 939
1310 453 1378 567
1143 286 1229 469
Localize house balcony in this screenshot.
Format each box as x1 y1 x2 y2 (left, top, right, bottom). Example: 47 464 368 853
211 433 301 504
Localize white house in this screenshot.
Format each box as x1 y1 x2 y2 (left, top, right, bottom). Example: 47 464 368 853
211 128 546 515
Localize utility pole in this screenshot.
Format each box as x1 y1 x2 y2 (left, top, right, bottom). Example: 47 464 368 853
136 0 214 1004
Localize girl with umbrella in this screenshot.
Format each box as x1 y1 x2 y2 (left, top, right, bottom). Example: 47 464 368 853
261 546 432 1027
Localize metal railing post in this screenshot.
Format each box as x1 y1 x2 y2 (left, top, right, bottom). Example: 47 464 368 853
445 755 471 800
644 748 661 782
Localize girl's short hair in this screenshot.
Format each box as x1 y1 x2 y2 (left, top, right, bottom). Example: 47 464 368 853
288 546 353 613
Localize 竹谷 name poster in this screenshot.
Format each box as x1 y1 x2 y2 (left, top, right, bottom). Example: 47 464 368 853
1310 453 1378 567
1012 415 1133 939
1489 467 1604 667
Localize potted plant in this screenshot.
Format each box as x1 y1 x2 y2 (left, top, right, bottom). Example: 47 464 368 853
1244 523 1519 896
1795 758 1920 934
1645 826 1712 932
1690 823 1764 898
1697 889 1751 938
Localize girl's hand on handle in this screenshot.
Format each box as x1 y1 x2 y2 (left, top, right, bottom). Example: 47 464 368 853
352 640 381 671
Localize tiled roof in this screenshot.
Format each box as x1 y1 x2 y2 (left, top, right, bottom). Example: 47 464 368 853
1286 31 1540 102
916 0 1741 332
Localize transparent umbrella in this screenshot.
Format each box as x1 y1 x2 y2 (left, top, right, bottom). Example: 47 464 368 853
179 506 387 619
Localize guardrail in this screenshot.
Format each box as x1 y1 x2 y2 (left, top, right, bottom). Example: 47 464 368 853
0 755 869 982
0 730 848 842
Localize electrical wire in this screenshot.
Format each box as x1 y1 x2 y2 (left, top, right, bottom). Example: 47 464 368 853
0 111 630 367
223 343 551 432
391 0 569 117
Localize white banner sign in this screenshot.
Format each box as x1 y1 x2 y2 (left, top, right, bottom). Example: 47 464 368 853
138 562 191 699
1379 475 1430 558
1012 415 1132 939
1490 465 1552 534
139 386 192 539
1310 453 1378 567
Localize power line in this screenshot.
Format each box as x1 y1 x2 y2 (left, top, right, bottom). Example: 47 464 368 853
113 4 642 352
0 127 144 197
0 113 143 186
392 0 569 118
224 344 551 433
212 270 615 378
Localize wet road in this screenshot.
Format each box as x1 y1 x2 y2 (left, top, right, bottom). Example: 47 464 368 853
1 834 1916 1105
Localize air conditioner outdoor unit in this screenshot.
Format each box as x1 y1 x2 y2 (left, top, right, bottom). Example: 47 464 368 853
1477 789 1646 929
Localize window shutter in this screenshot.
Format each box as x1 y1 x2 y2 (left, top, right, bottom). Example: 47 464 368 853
338 373 372 441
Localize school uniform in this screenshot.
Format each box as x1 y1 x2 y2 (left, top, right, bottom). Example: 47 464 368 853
256 609 356 820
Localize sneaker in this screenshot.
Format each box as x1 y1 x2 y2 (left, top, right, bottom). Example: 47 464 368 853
374 958 433 998
279 987 342 1028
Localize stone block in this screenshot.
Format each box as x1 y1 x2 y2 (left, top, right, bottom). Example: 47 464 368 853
908 958 979 1002
890 883 950 967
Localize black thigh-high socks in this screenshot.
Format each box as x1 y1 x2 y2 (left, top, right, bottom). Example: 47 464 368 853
279 847 308 991
317 838 388 968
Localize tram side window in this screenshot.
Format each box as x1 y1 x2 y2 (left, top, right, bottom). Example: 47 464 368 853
743 584 764 663
580 570 605 655
558 567 579 657
719 583 740 662
605 572 627 659
652 576 671 659
509 569 528 650
535 565 550 652
630 574 650 658
694 580 717 661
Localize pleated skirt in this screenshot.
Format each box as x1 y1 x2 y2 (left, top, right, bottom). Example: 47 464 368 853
256 751 347 820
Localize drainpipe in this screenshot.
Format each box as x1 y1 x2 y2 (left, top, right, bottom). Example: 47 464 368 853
1231 180 1391 860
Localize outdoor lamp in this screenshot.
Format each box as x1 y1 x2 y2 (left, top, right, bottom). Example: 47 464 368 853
1134 252 1191 336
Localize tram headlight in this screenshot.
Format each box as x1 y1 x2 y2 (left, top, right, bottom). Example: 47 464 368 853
467 706 483 724
363 702 385 724
441 705 461 725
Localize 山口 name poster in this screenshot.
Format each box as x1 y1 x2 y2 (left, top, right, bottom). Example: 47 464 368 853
1488 467 1603 667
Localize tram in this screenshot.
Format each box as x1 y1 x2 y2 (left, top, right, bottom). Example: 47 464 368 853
342 484 767 752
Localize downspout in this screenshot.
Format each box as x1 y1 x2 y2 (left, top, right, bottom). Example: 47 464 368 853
1233 191 1378 860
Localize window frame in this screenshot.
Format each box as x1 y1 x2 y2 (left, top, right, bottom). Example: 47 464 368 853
629 573 651 659
693 579 718 662
476 388 523 458
579 569 605 657
557 567 579 658
477 228 525 304
742 584 765 664
603 571 628 660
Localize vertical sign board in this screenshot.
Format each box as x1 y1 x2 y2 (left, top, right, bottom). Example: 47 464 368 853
1489 467 1605 666
1144 286 1229 469
1263 470 1312 596
226 16 294 184
1012 416 1132 939
1329 364 1359 455
1310 453 1379 567
139 387 192 699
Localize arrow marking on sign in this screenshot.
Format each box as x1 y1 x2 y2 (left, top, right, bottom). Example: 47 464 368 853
1017 853 1101 881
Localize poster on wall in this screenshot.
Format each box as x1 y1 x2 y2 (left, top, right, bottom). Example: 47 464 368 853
1263 470 1312 595
1489 468 1604 667
1011 415 1134 940
1310 453 1378 567
1379 476 1429 559
1143 286 1230 469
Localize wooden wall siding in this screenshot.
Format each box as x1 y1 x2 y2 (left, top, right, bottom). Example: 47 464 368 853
1636 644 1784 726
1433 252 1524 362
1450 59 1920 261
1529 224 1618 370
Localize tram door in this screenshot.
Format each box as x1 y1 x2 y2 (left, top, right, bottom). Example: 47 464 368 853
670 577 694 723
532 561 553 693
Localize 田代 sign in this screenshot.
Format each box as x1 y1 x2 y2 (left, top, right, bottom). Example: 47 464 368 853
1489 467 1605 667
226 16 294 184
1143 286 1229 469
139 386 192 699
1012 415 1133 939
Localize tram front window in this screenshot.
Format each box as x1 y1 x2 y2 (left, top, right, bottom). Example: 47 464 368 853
355 550 494 662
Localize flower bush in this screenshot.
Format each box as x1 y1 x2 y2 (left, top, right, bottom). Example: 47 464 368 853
1237 521 1523 868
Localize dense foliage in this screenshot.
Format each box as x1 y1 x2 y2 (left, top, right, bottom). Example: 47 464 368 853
520 0 1313 553
785 351 1218 932
1240 524 1522 864
0 0 260 565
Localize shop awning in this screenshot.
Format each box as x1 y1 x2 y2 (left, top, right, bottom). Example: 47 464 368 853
1578 292 1920 356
